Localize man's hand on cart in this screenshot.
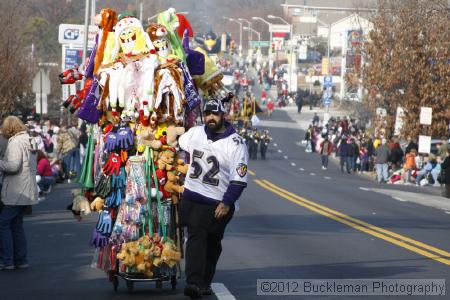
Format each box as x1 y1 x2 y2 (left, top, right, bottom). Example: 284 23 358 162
214 203 230 219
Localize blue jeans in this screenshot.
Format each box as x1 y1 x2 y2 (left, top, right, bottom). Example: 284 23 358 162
0 206 28 267
376 163 389 183
62 148 80 178
38 176 55 192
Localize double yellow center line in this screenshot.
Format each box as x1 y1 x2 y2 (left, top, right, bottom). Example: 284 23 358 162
255 179 450 266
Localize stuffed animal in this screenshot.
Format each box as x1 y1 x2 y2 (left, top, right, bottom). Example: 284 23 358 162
156 8 185 61
72 194 91 216
175 158 189 174
93 8 117 75
136 126 162 150
164 172 184 194
153 63 186 125
157 150 175 171
146 23 176 63
90 197 105 212
166 124 185 148
111 14 155 60
160 241 182 268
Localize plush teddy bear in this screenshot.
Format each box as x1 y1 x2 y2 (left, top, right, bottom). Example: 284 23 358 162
157 150 175 171
175 158 189 175
160 241 182 268
164 172 184 194
166 124 185 148
90 197 105 212
137 126 162 151
72 194 91 216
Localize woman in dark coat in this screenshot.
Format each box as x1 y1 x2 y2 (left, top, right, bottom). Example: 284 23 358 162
441 148 450 198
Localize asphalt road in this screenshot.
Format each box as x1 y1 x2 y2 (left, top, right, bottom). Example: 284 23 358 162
214 109 450 299
1 108 449 300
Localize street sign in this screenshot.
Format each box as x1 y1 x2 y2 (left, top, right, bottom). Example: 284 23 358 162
32 70 51 94
272 37 284 51
418 135 431 154
35 93 48 114
58 24 97 45
249 41 271 48
323 75 333 87
419 107 432 125
63 45 94 69
299 45 308 60
269 24 291 33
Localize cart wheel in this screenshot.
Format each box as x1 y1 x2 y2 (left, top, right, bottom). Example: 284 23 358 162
156 280 163 289
112 275 119 292
126 280 134 294
171 275 177 290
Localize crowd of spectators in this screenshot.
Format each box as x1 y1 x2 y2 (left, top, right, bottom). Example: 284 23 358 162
1 117 87 199
303 115 450 197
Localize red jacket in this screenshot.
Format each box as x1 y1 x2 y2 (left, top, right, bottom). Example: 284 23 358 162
37 158 53 177
320 140 334 155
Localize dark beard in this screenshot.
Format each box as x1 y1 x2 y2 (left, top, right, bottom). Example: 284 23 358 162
206 118 224 132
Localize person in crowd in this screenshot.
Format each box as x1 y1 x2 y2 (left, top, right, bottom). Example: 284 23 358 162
79 123 88 167
295 92 303 114
36 150 55 194
375 138 391 183
403 148 417 184
415 154 439 186
304 125 313 153
0 116 38 270
405 136 418 154
319 136 333 170
360 144 370 173
389 139 404 172
56 125 78 181
311 127 318 153
266 98 274 119
312 113 320 126
440 148 450 198
43 129 55 157
259 130 271 160
347 138 359 173
338 138 351 174
0 126 7 194
438 136 449 160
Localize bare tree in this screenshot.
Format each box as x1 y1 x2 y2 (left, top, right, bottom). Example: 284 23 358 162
361 0 450 138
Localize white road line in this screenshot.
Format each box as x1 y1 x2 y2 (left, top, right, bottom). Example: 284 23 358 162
291 162 296 166
212 283 236 300
284 155 288 159
359 187 370 191
278 149 283 153
324 176 331 180
310 173 316 176
299 168 305 171
274 143 278 147
445 211 450 215
392 196 407 202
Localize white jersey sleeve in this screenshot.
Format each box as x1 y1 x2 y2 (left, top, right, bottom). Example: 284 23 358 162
178 126 196 153
228 134 249 186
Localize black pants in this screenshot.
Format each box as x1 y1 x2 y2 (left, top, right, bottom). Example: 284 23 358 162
180 200 235 288
260 143 267 160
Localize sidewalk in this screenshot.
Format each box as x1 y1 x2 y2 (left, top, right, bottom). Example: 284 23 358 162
267 103 447 201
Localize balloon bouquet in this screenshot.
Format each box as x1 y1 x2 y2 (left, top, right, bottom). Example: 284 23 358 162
59 7 226 290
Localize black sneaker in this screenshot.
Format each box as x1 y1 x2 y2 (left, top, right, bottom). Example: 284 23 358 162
200 286 213 296
184 284 202 298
